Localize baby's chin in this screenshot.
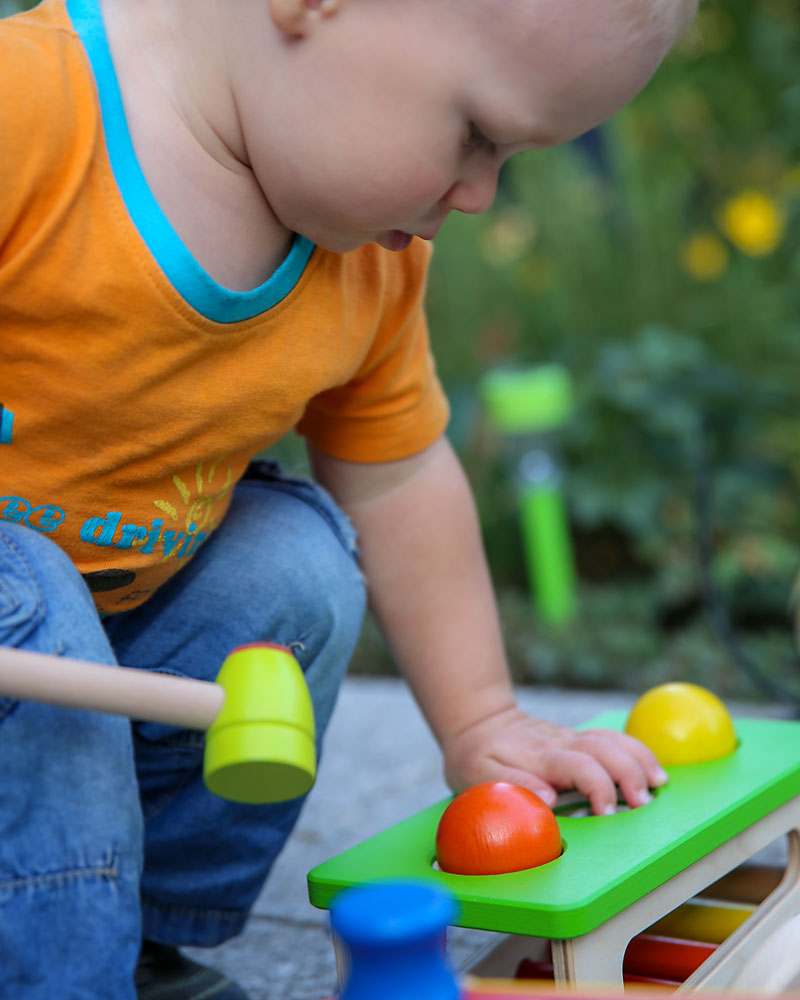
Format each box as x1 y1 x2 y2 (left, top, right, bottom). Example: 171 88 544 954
301 228 416 254
375 230 414 252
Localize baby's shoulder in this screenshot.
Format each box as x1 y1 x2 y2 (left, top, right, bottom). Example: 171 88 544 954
1 2 95 148
1 4 99 223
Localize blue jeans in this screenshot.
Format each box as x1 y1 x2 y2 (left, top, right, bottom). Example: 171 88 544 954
0 462 365 999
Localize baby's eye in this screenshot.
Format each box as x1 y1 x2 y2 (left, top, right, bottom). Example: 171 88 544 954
465 123 497 156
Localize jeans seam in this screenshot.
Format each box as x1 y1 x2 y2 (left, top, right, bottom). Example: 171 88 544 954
0 534 44 722
0 860 119 893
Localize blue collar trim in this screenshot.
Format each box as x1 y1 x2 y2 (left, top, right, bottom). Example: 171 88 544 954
65 0 314 324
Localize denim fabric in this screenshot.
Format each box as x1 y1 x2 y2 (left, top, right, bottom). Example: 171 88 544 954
0 463 366 998
0 525 143 999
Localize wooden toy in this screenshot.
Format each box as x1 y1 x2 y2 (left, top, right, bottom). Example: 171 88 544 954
309 711 800 992
0 642 315 803
326 878 786 1000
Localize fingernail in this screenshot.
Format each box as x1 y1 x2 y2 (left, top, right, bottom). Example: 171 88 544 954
603 804 616 816
636 789 654 806
654 768 669 785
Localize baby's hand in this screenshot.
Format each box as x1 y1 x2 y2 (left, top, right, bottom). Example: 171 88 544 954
440 707 668 816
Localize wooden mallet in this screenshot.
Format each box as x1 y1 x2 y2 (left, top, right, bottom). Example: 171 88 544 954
0 642 316 804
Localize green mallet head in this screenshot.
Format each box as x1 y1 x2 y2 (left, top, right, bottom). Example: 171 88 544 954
204 643 316 805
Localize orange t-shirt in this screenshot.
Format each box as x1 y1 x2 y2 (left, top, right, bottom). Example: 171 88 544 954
0 0 449 614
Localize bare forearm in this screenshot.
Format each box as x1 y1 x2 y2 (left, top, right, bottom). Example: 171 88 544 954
309 437 667 812
330 438 516 747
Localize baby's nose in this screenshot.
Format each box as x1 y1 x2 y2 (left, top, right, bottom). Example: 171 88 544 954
441 167 500 216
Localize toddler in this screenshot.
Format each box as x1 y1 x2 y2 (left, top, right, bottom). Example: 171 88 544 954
0 0 695 995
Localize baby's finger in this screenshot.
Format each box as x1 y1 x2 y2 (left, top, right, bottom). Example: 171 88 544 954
475 761 559 808
578 728 669 794
570 734 653 810
540 749 619 816
615 730 669 788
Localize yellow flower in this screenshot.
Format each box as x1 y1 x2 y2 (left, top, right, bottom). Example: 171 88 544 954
681 232 729 282
719 190 785 257
480 208 536 265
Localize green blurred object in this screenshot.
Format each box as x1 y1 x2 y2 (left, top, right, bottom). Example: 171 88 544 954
519 459 576 625
480 364 573 434
481 365 577 626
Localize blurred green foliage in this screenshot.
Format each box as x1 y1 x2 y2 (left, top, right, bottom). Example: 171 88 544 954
0 0 31 15
415 0 800 702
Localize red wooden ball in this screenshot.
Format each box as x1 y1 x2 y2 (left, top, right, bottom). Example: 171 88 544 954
435 781 562 876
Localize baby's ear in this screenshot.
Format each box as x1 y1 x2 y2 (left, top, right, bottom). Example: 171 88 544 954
268 0 342 37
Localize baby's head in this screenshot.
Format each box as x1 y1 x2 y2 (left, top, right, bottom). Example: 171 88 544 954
468 0 698 146
224 0 698 252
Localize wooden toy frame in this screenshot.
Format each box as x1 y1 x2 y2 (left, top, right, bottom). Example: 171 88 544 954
308 714 800 993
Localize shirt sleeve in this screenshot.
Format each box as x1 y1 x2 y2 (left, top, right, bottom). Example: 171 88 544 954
296 239 450 463
0 8 90 259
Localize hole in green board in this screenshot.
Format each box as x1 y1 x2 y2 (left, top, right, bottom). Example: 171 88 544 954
430 842 566 876
554 786 661 818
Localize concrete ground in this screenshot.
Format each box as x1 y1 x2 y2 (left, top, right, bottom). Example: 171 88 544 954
186 677 791 1000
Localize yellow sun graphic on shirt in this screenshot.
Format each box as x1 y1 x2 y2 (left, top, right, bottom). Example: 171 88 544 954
150 456 233 559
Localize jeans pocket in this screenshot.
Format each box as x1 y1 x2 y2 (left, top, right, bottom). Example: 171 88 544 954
0 530 47 641
0 537 48 724
0 574 22 619
0 578 21 718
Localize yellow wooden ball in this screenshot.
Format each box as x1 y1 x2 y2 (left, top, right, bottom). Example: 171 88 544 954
625 682 737 766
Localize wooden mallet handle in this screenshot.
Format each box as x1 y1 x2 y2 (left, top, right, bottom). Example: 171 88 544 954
0 646 224 729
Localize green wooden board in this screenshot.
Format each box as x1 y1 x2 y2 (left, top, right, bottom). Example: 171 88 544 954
308 714 800 938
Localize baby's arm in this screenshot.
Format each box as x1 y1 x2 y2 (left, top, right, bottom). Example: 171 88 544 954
308 436 667 816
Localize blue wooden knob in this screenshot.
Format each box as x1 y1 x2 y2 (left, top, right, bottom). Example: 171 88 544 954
331 881 460 1000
